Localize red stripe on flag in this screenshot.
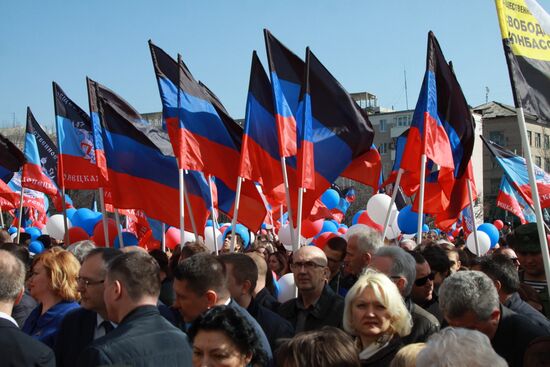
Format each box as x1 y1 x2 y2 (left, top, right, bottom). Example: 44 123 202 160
58 154 100 190
275 114 297 158
298 140 315 190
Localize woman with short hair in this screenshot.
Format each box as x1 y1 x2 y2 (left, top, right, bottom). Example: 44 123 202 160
188 305 268 367
344 269 412 367
22 247 80 347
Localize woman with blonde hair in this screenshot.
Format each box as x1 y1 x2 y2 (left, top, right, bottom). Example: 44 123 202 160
22 247 80 347
344 269 412 367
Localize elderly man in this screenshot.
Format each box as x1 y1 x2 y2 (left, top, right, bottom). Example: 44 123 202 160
343 227 383 287
78 251 192 366
439 270 549 367
0 250 55 366
55 248 121 367
369 246 440 344
278 246 344 332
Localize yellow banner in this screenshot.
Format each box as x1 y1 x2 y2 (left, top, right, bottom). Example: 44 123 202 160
496 0 550 61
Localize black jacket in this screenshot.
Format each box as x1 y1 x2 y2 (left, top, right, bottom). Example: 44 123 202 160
504 292 550 331
402 298 440 344
492 305 550 367
278 284 345 332
255 287 280 312
247 296 294 350
360 336 403 367
55 308 97 367
0 317 55 367
77 305 192 367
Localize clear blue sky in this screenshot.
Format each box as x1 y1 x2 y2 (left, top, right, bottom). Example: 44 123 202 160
1 0 542 130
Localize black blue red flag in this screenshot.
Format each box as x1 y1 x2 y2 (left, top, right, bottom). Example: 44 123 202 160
53 82 100 190
497 175 536 224
87 77 210 232
0 133 26 183
482 135 550 209
22 108 64 210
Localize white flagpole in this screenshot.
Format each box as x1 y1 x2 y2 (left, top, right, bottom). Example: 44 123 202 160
207 177 219 255
183 181 199 240
516 107 550 294
16 189 24 243
280 157 296 246
98 188 110 248
416 154 427 246
467 178 480 255
229 177 244 253
114 209 123 248
161 223 166 252
295 188 305 251
0 206 4 228
179 168 185 248
382 169 403 240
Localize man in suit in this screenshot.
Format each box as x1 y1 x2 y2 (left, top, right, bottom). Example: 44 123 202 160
55 248 121 367
78 251 192 366
0 249 55 366
173 253 274 365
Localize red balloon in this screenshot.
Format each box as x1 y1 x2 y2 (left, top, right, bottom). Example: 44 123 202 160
338 227 348 235
165 227 181 250
357 211 383 232
301 218 324 238
452 229 460 237
493 220 504 230
67 226 90 245
314 232 338 250
93 219 118 247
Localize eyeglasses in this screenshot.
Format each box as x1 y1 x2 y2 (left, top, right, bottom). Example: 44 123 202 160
290 261 326 271
76 277 105 287
415 272 435 286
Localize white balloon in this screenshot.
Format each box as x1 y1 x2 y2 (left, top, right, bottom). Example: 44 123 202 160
367 194 397 226
277 273 296 303
10 233 17 241
278 224 293 246
46 214 71 241
344 224 370 241
203 226 222 253
182 231 196 245
466 231 491 256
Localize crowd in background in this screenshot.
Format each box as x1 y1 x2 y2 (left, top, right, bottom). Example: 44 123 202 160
0 219 549 367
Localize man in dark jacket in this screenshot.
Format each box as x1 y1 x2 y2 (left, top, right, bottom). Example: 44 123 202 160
370 246 440 344
78 251 192 366
0 250 55 367
278 246 345 332
220 253 294 350
440 270 549 367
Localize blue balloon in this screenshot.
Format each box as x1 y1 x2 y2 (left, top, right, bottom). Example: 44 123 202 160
422 224 430 233
339 224 348 229
8 227 17 235
206 220 213 227
66 208 77 222
24 227 41 240
29 240 44 254
320 220 338 234
352 210 365 225
72 208 102 236
223 224 250 248
114 232 139 249
478 223 500 248
321 189 340 210
397 205 425 235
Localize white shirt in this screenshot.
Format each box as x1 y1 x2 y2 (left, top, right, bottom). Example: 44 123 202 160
0 311 18 327
94 313 116 340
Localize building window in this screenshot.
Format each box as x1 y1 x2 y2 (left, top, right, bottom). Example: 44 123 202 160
489 131 505 146
396 116 409 127
545 158 550 172
528 131 532 146
379 143 387 154
545 135 549 149
379 119 387 132
536 156 542 167
535 133 541 148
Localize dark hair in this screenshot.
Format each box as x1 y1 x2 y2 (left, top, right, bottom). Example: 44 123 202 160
149 249 171 279
268 251 289 276
219 253 258 294
409 250 426 265
421 246 451 276
180 242 209 260
478 254 520 294
326 237 347 260
276 326 359 367
37 234 52 249
188 305 268 366
173 253 227 297
84 247 122 265
107 251 161 301
0 242 30 270
0 230 11 244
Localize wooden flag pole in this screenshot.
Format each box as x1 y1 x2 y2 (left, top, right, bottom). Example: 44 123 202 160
114 208 124 248
416 154 427 246
229 177 244 253
382 169 404 240
516 107 550 294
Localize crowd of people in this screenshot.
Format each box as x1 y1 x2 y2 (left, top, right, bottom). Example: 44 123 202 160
0 220 549 366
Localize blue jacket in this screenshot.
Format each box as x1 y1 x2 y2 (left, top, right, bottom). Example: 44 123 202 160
22 301 80 348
